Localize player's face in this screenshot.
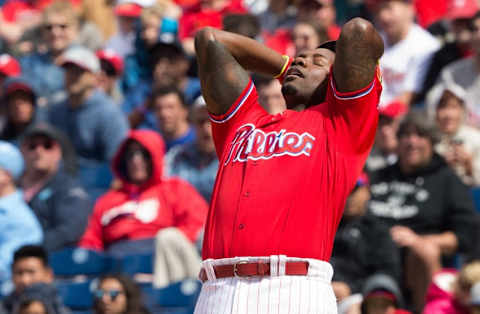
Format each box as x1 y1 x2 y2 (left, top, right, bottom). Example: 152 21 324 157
281 48 335 109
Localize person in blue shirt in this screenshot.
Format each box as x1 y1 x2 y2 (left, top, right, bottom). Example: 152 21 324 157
124 40 201 130
0 141 43 283
48 46 129 164
165 97 218 202
19 1 81 106
151 86 195 151
47 46 129 198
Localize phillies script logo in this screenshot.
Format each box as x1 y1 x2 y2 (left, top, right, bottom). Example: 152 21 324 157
224 123 316 165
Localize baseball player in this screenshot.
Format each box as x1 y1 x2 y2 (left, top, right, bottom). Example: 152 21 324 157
194 17 384 314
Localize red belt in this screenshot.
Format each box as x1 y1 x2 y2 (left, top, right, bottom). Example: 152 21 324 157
199 261 309 282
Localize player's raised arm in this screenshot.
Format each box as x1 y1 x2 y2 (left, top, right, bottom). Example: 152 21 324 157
332 18 384 93
194 27 286 115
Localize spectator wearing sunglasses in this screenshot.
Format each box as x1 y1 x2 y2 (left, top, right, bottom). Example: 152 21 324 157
0 76 40 145
0 141 43 283
19 1 81 107
93 274 149 314
79 130 207 258
97 49 125 106
19 123 93 252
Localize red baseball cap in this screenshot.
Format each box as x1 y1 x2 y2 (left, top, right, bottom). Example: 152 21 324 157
379 101 408 119
96 49 124 75
114 2 143 17
446 0 479 20
0 54 21 77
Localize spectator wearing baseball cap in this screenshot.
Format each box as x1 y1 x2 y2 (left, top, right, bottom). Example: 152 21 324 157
360 274 411 314
365 101 407 172
332 173 401 313
97 49 125 105
0 141 43 283
0 77 40 145
0 54 21 99
0 54 21 79
434 83 480 186
419 0 479 103
105 1 143 59
48 46 128 196
19 123 93 252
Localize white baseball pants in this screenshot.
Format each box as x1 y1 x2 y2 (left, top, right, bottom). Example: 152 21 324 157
194 255 337 314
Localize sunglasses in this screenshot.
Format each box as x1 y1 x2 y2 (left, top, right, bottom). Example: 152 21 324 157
94 289 124 301
44 23 69 31
27 139 55 151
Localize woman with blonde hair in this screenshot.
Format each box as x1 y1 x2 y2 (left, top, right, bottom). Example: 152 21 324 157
424 260 480 314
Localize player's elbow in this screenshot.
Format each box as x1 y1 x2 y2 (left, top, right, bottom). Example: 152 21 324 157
194 27 217 56
341 18 384 58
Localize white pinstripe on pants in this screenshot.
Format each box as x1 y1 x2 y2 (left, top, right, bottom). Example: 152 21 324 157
194 255 337 314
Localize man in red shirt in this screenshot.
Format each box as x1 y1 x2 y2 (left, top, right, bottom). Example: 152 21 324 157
193 16 384 314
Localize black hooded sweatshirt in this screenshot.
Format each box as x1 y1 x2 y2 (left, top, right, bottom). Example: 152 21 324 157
367 153 478 253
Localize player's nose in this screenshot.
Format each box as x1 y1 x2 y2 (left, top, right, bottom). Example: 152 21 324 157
292 56 307 67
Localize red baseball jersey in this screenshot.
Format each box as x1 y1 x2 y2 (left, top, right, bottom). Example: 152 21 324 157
202 68 382 261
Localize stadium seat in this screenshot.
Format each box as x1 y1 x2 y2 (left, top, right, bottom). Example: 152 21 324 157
117 253 154 275
50 248 113 277
56 280 94 310
142 279 201 312
471 187 480 212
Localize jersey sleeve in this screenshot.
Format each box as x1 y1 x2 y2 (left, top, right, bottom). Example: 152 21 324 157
208 79 267 158
326 66 382 158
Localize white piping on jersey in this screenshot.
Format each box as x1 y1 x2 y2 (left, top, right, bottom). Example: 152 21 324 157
209 81 254 124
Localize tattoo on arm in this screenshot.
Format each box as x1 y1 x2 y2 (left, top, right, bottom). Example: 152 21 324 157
195 28 250 116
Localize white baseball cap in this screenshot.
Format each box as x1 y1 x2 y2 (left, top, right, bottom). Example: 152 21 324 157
60 46 100 74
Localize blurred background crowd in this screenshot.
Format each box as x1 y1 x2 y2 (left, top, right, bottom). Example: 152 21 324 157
1 0 480 313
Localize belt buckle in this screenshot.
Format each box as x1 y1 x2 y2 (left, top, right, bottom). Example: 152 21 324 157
233 260 249 277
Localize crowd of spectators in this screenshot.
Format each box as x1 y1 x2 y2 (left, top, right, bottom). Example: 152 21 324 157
1 0 480 313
